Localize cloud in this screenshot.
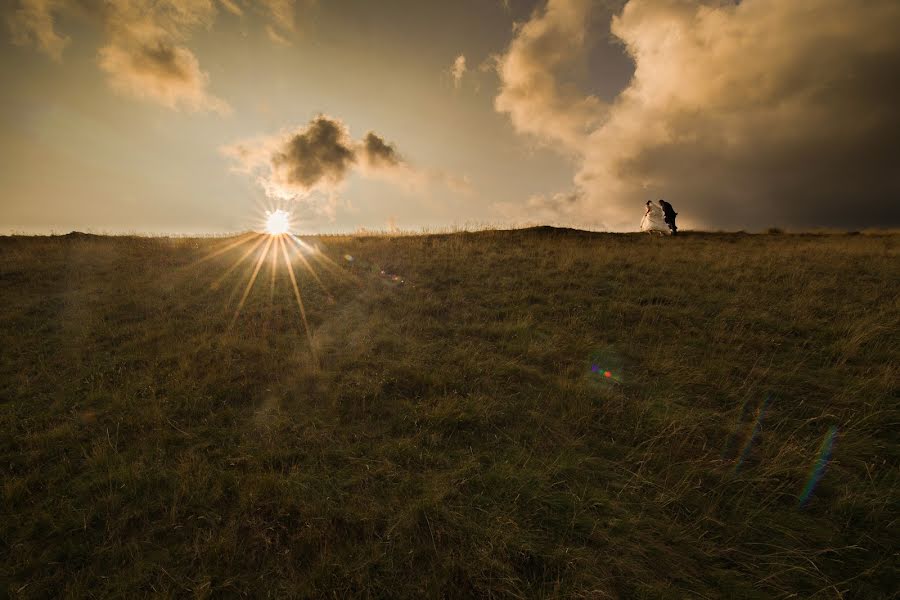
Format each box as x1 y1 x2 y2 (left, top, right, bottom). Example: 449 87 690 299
494 0 605 152
265 24 291 45
93 0 231 113
5 0 68 61
219 0 244 17
98 38 230 114
224 116 469 217
223 117 415 210
357 132 472 194
258 0 296 33
360 132 402 169
451 54 467 88
259 0 312 44
495 0 900 230
269 117 357 195
4 0 306 113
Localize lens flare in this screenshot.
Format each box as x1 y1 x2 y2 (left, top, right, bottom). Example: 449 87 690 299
588 348 624 385
798 426 838 507
590 364 619 383
264 209 291 235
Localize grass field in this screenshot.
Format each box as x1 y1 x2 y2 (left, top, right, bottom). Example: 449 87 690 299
1 228 897 598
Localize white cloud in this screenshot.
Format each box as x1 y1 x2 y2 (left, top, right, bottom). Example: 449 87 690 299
494 0 605 152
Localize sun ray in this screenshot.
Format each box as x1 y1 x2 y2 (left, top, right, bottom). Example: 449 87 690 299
259 233 278 333
285 234 332 299
268 233 278 304
228 235 274 329
278 235 317 365
187 232 260 270
222 237 270 309
210 234 268 291
302 239 362 286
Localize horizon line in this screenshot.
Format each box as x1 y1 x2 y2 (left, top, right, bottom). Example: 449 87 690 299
2 225 898 238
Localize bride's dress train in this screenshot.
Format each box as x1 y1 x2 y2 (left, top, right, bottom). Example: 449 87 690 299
641 205 670 234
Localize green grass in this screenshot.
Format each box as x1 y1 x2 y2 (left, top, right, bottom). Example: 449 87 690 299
1 228 897 598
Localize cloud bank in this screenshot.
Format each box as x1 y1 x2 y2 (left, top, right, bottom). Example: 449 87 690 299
495 0 900 230
4 0 302 113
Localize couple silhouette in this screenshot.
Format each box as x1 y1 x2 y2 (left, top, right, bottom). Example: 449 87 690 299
640 199 678 235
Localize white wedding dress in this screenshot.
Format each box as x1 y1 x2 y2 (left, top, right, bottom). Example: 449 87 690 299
640 205 670 234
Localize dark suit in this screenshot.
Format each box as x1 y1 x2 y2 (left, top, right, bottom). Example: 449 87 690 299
659 200 677 235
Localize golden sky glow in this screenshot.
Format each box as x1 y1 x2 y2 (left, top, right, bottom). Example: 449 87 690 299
2 1 898 233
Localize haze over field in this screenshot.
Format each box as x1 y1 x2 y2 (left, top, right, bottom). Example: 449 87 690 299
2 0 899 234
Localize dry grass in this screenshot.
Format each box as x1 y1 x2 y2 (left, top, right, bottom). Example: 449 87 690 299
1 227 897 598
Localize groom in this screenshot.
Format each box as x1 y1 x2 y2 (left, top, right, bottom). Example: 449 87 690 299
658 199 677 235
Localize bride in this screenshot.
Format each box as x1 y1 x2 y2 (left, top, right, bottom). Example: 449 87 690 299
640 200 670 234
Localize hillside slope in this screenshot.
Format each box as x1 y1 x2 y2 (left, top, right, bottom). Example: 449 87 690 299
1 230 897 598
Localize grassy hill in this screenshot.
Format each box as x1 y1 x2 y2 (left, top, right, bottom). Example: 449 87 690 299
1 228 897 598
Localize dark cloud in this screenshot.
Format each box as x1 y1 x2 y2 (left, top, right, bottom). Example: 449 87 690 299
360 132 401 168
133 41 191 81
223 116 416 210
272 117 357 191
223 115 467 220
497 0 900 230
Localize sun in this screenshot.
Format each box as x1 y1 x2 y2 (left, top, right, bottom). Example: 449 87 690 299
264 209 291 235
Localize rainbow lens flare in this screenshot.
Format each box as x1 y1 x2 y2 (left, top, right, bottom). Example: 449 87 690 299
588 349 624 385
798 426 838 507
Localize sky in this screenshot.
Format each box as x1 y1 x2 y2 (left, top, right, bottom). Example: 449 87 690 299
1 0 898 234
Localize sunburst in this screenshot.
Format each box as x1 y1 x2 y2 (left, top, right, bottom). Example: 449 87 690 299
183 206 331 365
264 209 291 235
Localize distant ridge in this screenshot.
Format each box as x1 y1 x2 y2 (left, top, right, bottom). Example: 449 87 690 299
61 231 103 239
